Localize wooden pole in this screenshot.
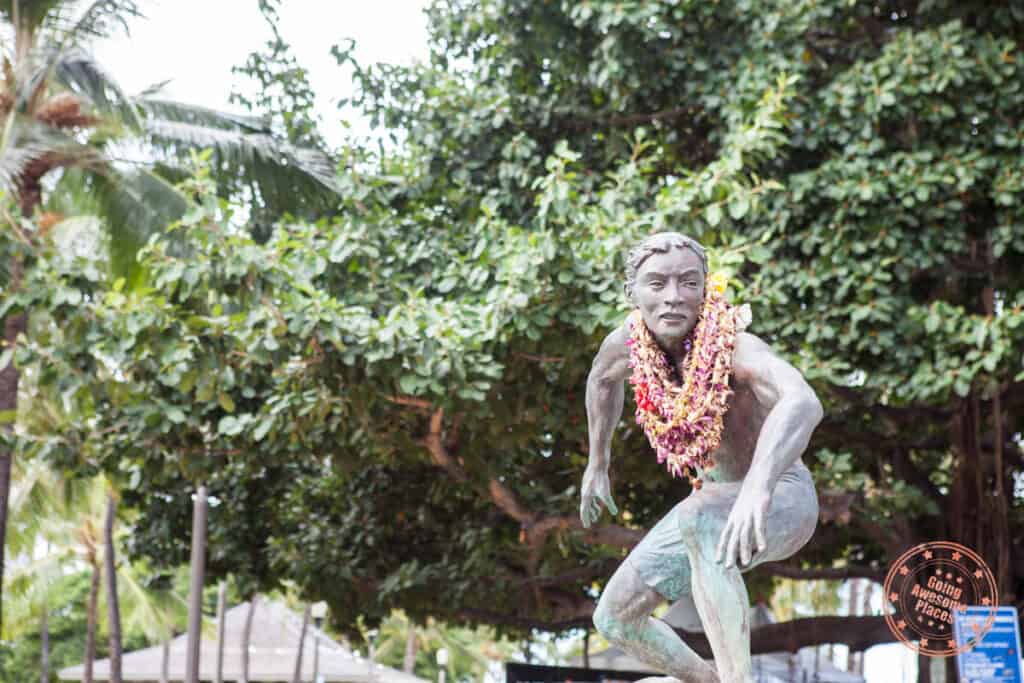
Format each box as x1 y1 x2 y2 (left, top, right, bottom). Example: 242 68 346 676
105 495 123 683
160 640 170 683
241 596 257 683
215 580 227 683
292 603 312 683
185 484 208 683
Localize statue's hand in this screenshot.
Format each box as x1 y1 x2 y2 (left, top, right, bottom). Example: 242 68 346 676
580 465 618 528
715 485 771 569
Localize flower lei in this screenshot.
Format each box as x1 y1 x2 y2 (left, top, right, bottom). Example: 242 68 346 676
625 272 745 489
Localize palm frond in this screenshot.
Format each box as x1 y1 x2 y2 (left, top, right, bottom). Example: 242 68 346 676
49 47 140 126
56 0 140 42
136 78 170 98
139 97 269 134
0 113 103 197
117 563 187 642
0 1 64 35
138 99 341 212
59 165 190 282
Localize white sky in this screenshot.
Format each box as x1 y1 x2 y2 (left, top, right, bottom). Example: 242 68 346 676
90 4 924 681
92 0 432 147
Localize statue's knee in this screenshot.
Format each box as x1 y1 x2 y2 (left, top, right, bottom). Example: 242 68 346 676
592 599 625 642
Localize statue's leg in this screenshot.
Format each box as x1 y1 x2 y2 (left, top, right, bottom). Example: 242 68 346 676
679 468 818 683
593 560 718 683
680 507 753 683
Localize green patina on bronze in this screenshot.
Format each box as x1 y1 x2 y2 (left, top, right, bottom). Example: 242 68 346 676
582 232 823 683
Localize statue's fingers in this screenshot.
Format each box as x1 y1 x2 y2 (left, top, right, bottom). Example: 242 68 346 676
754 508 768 553
602 493 619 517
725 525 741 569
739 519 753 566
580 497 592 527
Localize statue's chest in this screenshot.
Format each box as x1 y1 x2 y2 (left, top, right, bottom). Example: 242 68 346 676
717 379 765 459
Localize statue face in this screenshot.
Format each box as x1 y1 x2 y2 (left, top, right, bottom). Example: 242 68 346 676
633 247 705 349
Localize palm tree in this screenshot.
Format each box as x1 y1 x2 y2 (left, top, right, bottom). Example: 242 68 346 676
4 457 186 678
103 491 122 683
371 611 518 683
0 0 339 633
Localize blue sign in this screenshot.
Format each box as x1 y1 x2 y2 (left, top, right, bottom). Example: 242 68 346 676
954 606 1023 682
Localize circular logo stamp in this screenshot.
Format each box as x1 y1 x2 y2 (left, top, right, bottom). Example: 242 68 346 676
883 541 998 657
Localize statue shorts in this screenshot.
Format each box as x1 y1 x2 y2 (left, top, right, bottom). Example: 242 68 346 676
625 462 818 602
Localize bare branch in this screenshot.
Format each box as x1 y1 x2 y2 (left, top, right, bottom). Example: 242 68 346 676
756 562 886 583
513 352 565 364
386 394 433 410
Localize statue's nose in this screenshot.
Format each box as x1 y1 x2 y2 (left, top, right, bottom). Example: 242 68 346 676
666 282 685 303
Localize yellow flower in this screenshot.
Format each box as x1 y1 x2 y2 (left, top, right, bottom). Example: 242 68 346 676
707 271 728 295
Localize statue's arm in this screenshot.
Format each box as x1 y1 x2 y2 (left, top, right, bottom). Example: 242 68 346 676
736 332 824 496
581 324 631 527
585 324 630 469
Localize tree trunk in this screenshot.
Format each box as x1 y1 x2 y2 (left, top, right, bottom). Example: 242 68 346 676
186 484 208 683
104 494 123 683
852 580 872 676
292 603 312 683
917 652 932 683
0 256 27 639
403 626 417 673
582 628 590 670
160 640 170 683
40 605 49 683
982 264 1014 605
241 595 258 683
215 580 227 683
84 558 100 683
847 579 861 674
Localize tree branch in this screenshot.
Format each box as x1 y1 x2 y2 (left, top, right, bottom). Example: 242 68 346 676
457 608 896 654
386 394 434 410
756 562 885 583
513 352 565 364
418 406 642 555
563 106 697 131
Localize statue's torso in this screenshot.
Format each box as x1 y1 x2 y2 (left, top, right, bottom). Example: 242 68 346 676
695 359 809 485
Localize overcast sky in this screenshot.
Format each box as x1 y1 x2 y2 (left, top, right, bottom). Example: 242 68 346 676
93 0 431 146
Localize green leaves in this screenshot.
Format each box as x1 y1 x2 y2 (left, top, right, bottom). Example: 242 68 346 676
8 0 1024 641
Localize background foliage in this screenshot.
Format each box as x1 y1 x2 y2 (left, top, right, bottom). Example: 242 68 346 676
3 0 1024 672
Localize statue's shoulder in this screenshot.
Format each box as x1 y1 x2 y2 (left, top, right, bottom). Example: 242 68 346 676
595 321 630 361
590 321 631 381
731 331 775 383
602 321 631 350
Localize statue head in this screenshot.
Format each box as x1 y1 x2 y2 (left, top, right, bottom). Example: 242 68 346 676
625 232 708 348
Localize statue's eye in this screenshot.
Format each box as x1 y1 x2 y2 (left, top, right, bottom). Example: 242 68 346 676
648 280 664 289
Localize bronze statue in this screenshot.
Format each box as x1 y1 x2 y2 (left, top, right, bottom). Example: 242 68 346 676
582 232 822 683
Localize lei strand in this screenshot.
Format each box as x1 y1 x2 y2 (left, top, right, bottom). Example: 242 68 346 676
625 273 742 489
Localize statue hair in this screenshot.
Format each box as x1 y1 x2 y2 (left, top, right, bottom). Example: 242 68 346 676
624 232 709 302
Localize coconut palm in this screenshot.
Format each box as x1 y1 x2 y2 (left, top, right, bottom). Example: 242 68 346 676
0 0 340 633
4 456 186 680
371 611 518 683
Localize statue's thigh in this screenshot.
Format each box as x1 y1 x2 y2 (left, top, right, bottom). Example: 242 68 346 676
746 472 818 568
621 500 696 604
676 472 818 570
676 482 741 559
